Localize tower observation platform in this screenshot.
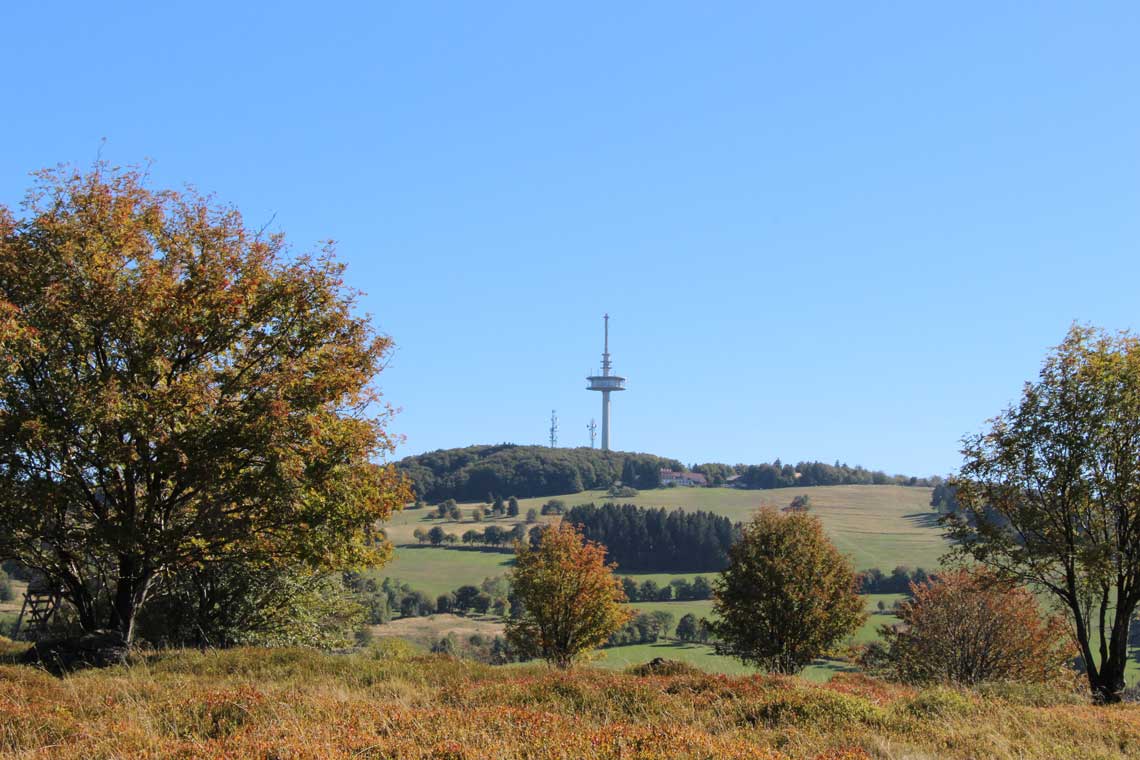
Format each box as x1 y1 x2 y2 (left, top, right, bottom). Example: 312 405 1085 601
586 314 625 451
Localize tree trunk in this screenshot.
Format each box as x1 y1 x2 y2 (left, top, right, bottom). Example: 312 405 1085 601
107 558 153 646
1087 639 1128 703
62 578 99 634
1090 663 1126 704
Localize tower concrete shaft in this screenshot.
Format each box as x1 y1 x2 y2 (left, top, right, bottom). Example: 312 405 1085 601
586 313 626 452
601 390 611 450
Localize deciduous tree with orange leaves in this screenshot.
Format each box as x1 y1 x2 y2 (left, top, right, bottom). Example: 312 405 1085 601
506 522 631 668
0 163 409 646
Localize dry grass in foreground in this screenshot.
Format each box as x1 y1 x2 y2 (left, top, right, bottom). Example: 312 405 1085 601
0 639 1137 759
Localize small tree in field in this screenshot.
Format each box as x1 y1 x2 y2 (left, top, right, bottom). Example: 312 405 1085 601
880 568 1073 686
0 165 408 645
675 613 699 642
712 509 864 673
507 523 631 668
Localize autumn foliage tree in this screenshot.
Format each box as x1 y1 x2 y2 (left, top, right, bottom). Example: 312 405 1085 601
506 522 631 668
880 568 1073 685
947 325 1140 702
712 509 864 674
0 164 409 645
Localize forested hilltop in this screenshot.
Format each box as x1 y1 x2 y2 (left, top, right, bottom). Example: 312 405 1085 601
397 445 683 501
398 444 938 502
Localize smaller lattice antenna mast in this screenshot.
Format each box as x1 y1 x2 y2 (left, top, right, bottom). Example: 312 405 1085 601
549 409 559 448
587 418 597 448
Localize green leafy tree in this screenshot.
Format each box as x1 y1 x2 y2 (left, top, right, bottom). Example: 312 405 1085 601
712 509 864 673
649 610 675 639
453 585 481 614
428 526 447 546
947 325 1140 703
0 165 408 645
400 590 434 617
675 613 699 642
483 525 506 547
691 576 713 600
525 508 538 523
507 496 520 517
507 523 631 668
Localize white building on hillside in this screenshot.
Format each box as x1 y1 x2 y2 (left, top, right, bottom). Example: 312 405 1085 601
660 469 708 487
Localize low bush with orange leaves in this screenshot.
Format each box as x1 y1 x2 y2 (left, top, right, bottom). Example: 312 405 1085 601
879 568 1077 687
0 638 1136 759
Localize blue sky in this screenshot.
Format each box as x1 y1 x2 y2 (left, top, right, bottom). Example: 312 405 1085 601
3 3 1138 476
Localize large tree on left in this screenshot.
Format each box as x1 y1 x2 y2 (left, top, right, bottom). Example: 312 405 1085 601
0 164 408 644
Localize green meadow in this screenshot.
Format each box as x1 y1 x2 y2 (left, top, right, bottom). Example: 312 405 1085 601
379 484 947 598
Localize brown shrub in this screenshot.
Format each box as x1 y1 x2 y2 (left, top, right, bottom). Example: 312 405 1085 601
881 568 1075 686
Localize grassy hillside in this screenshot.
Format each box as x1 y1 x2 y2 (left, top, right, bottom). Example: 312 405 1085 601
515 484 947 571
379 485 946 593
372 485 946 676
0 643 1132 759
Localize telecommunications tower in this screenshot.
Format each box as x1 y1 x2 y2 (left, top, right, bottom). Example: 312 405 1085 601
586 314 626 451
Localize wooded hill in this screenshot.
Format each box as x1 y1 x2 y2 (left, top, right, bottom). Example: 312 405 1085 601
396 445 683 501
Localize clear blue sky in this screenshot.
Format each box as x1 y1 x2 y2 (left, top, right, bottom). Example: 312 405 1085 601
3 3 1138 476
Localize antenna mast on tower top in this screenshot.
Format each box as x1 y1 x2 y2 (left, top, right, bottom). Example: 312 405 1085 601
601 313 612 376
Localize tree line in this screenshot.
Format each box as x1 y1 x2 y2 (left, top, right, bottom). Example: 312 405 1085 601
399 445 940 504
563 502 739 572
347 574 515 624
411 523 533 549
855 566 936 594
698 460 940 489
619 575 714 602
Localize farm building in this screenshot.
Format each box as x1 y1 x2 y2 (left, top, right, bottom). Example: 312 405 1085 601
660 469 708 487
